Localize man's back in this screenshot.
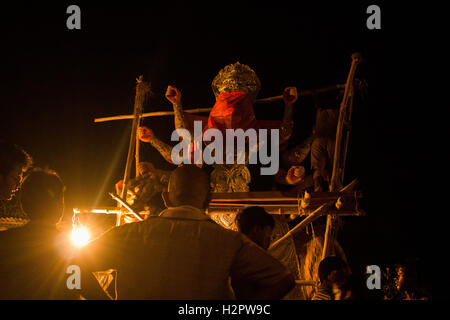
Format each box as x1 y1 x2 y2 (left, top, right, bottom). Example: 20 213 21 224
79 205 292 299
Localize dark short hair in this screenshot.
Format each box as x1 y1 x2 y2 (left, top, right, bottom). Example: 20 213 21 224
168 165 210 208
0 140 33 177
236 206 274 235
318 256 347 283
19 167 65 219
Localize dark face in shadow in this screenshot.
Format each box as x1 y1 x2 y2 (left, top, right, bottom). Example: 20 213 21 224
247 225 273 250
0 164 25 200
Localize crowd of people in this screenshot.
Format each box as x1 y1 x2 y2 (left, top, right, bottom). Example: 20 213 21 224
0 139 430 300
0 61 430 300
0 144 296 299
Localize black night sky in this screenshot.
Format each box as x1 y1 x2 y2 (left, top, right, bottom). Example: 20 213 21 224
1 2 445 298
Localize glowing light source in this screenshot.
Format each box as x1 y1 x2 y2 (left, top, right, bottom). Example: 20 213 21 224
71 226 90 247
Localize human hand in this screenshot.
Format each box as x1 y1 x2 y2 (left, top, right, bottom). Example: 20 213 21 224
115 180 124 195
286 165 305 185
137 162 156 176
165 85 182 104
283 87 298 105
138 126 154 143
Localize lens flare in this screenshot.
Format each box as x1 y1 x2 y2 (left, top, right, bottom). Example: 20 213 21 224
71 227 90 247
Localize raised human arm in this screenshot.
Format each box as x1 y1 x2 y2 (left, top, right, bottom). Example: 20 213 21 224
136 86 192 165
165 85 185 130
138 126 175 164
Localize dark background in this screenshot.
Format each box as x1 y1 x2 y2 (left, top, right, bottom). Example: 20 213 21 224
1 2 444 298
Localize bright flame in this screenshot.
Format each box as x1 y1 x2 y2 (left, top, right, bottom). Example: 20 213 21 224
71 227 90 247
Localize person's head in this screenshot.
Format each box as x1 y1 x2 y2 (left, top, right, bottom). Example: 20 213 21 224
395 258 428 298
236 206 274 250
395 265 407 292
19 168 66 226
318 256 349 287
0 140 33 200
162 165 210 209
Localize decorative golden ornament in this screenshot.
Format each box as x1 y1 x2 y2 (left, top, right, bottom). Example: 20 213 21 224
210 163 251 193
211 62 261 102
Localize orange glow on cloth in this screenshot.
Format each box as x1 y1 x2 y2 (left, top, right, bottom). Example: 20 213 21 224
182 92 282 162
183 92 282 134
206 91 258 132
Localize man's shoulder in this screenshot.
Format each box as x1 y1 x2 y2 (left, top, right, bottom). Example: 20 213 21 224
149 213 239 232
100 220 144 238
145 212 244 244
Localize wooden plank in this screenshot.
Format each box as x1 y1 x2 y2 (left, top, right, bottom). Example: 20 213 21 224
210 191 361 201
210 191 297 201
295 280 318 286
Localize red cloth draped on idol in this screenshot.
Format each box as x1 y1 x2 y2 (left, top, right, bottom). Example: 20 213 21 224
138 62 304 299
139 62 297 191
138 62 298 226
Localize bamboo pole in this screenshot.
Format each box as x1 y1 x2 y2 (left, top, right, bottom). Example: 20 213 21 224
94 83 346 123
339 85 355 185
109 192 144 221
94 108 213 123
340 179 359 192
208 191 361 204
268 203 328 250
329 53 362 193
210 191 298 202
209 203 298 207
256 84 345 104
295 280 318 286
135 114 142 178
322 53 362 259
210 197 299 202
117 76 150 226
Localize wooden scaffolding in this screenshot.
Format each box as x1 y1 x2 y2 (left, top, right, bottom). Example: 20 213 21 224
82 52 364 293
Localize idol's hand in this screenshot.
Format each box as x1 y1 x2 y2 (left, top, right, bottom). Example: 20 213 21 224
138 126 154 143
286 165 305 185
165 85 182 105
283 87 298 105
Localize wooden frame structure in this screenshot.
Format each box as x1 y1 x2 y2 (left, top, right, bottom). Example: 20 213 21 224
85 52 364 292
